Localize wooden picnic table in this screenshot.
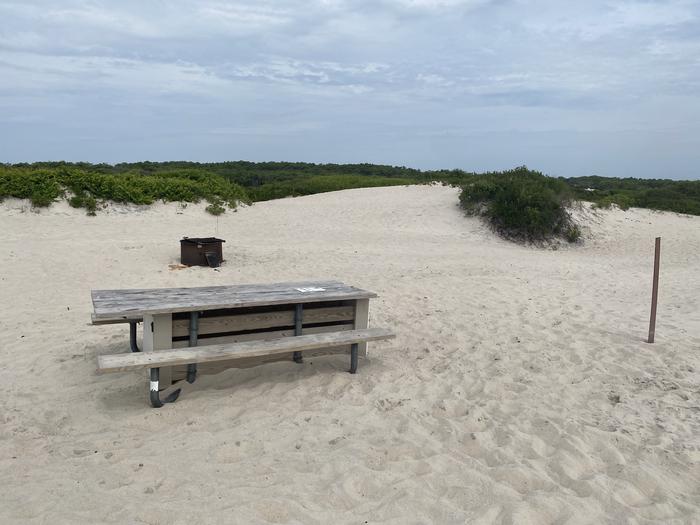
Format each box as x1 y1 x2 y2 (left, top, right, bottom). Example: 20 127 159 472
91 280 376 320
92 280 393 407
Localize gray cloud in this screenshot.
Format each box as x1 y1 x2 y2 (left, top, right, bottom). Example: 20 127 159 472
1 0 699 177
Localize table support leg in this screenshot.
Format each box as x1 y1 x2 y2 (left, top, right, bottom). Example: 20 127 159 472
129 321 140 353
349 343 358 374
187 312 199 384
149 368 181 408
293 304 303 363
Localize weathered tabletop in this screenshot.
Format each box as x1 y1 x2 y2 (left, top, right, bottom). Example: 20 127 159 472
91 280 377 321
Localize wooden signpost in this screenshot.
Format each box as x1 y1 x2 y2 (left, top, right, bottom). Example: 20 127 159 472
647 237 661 343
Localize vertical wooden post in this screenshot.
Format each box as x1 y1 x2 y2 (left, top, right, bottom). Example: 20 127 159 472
143 313 173 387
647 237 661 343
354 299 370 358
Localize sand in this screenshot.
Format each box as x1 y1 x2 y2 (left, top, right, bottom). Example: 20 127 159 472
1 185 699 524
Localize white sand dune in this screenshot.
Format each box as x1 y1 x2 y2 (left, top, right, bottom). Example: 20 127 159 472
1 185 699 524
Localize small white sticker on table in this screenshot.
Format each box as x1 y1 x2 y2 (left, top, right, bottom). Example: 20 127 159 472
295 287 326 293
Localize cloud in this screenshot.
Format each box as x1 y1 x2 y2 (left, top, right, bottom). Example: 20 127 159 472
417 73 454 87
525 1 697 41
226 57 389 89
0 0 699 177
384 0 495 12
197 2 293 30
0 51 232 97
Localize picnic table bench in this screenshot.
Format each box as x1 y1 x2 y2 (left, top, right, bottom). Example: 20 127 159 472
92 280 395 407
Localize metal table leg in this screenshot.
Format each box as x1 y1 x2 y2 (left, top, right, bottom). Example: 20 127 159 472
293 304 303 363
129 321 140 353
187 311 198 384
149 368 181 408
349 343 358 374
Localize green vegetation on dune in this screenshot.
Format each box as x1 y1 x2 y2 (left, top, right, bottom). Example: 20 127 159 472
565 175 700 216
1 162 699 227
0 161 420 214
459 167 581 243
0 164 250 215
248 175 415 201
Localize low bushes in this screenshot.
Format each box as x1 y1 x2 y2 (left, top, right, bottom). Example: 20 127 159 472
4 161 699 230
7 161 700 217
0 166 250 214
459 167 581 243
566 176 700 216
247 175 414 201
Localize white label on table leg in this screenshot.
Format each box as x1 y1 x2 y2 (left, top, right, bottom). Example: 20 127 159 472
150 381 159 392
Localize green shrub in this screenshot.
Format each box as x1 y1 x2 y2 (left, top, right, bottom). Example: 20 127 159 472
205 200 226 215
68 194 84 208
564 225 581 243
30 187 59 207
0 169 64 207
0 165 250 214
83 195 98 215
566 176 700 216
248 175 414 201
592 194 633 210
459 167 580 243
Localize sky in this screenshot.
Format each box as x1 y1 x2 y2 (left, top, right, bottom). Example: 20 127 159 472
1 1 699 178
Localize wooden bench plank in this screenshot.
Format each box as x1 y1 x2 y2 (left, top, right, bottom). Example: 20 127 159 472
92 280 377 320
97 328 395 373
171 346 354 381
169 324 353 380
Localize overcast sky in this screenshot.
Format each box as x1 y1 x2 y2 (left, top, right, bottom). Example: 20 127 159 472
1 1 699 178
